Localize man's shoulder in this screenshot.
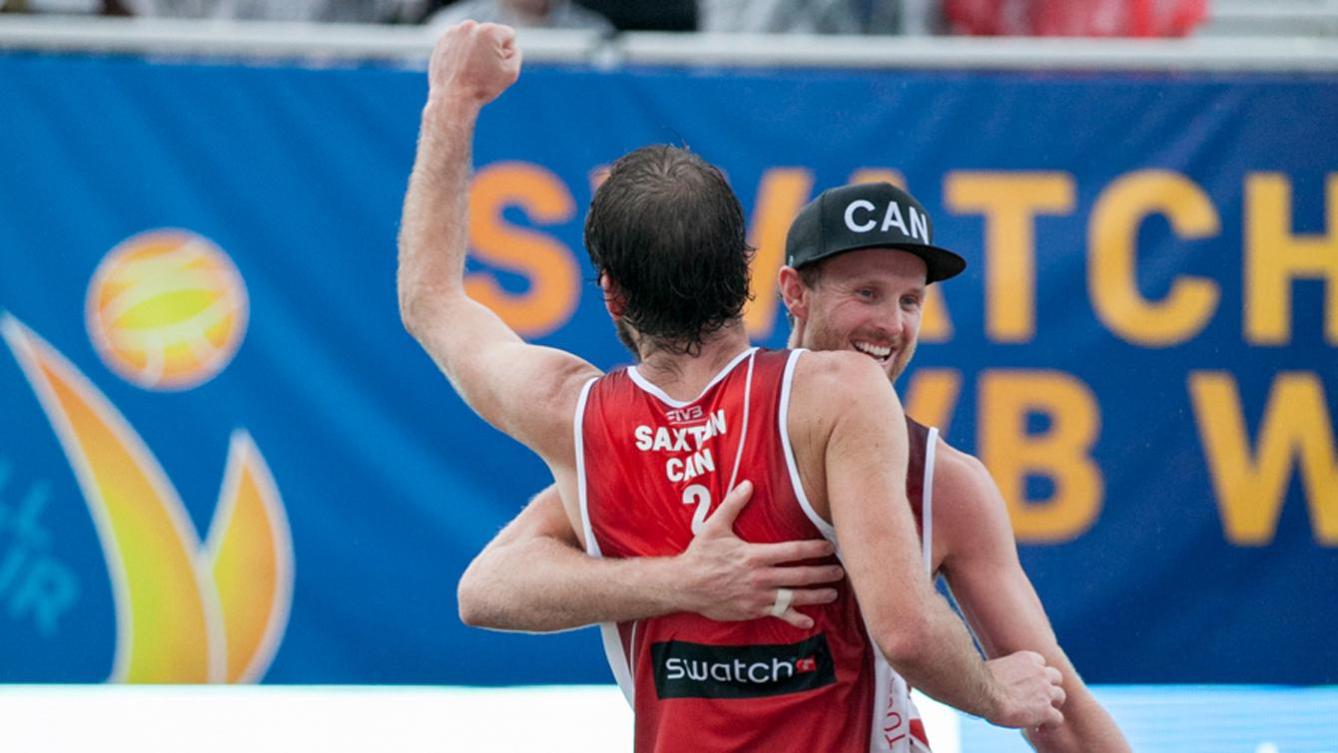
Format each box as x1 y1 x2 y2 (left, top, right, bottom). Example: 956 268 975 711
929 437 1003 514
790 350 892 419
509 352 603 459
928 436 1017 550
552 359 606 405
786 351 905 473
932 437 989 483
793 348 885 385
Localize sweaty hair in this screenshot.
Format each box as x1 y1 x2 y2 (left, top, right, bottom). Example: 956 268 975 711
585 145 753 356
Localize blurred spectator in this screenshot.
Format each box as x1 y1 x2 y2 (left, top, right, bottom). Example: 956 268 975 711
699 0 900 34
429 0 614 32
576 0 695 31
0 0 129 13
945 0 1207 36
900 0 947 34
103 0 427 21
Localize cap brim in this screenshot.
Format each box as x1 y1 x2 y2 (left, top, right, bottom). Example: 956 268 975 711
797 242 967 283
905 243 967 283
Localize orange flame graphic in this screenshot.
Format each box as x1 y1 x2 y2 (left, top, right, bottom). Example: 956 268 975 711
206 432 293 683
2 314 293 683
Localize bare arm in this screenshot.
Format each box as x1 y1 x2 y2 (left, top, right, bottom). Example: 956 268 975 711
458 482 843 632
792 351 1061 729
398 22 598 459
936 447 1131 752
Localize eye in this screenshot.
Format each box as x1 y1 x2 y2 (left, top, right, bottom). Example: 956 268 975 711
901 294 922 310
855 288 877 301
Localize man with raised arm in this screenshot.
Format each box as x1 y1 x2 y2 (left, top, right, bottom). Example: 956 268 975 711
401 22 1063 752
455 182 1131 751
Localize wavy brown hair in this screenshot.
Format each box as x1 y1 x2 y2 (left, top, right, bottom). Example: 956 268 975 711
584 145 753 356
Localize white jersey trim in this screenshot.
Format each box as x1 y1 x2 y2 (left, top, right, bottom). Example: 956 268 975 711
626 346 758 409
722 350 756 497
778 349 836 542
573 375 636 707
922 426 939 576
575 376 600 557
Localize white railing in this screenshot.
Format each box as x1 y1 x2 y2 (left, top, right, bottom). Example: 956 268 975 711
1202 0 1338 37
2 15 1338 71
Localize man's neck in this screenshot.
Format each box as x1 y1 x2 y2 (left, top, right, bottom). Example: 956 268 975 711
635 322 752 402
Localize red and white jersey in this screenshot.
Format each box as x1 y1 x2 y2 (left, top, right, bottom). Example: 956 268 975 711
576 347 935 753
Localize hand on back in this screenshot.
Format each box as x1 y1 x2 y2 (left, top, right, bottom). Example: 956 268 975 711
677 480 845 630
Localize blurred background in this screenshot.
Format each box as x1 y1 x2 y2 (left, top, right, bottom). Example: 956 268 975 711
0 1 1335 751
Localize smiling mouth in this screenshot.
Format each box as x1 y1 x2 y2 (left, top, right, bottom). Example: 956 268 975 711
852 341 893 362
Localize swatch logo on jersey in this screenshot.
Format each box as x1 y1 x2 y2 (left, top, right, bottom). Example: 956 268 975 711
1 229 293 683
651 635 836 699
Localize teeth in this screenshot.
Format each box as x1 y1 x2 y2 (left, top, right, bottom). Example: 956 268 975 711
853 341 892 360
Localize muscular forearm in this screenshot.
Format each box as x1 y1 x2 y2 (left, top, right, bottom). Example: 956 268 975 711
458 536 684 632
397 95 476 329
1026 687 1130 753
814 356 1014 725
884 596 1004 722
460 482 841 633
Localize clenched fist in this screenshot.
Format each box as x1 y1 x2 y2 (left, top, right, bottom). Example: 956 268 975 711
428 21 522 107
986 650 1067 729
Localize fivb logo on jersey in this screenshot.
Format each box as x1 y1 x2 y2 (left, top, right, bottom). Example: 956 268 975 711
2 228 294 683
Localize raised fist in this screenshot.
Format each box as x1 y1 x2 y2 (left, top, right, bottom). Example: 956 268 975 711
428 21 522 107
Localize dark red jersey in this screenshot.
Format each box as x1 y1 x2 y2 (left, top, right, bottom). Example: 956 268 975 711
577 348 879 752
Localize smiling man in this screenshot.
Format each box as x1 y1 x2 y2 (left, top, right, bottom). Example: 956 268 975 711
775 183 1130 751
456 181 1125 752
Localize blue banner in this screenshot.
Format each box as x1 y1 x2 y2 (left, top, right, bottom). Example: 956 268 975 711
0 52 1334 685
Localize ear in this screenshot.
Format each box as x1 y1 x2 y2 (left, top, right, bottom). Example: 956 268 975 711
600 273 625 319
777 266 809 349
777 265 809 322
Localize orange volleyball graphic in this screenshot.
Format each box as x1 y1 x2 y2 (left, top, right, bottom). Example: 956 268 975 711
86 229 249 391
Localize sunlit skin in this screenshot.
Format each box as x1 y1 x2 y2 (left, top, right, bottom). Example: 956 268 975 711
779 248 928 383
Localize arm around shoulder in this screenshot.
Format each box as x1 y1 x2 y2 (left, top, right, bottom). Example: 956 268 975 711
457 484 679 632
458 482 845 632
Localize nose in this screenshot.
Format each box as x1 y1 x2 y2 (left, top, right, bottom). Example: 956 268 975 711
873 302 905 341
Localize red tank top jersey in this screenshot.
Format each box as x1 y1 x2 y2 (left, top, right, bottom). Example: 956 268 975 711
578 347 884 753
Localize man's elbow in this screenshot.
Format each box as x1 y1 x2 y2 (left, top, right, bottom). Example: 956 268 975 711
871 614 936 669
398 286 463 361
1026 723 1082 753
457 600 495 629
396 257 452 336
456 568 500 628
398 284 433 341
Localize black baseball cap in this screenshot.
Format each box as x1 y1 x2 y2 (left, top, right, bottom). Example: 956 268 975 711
785 182 966 283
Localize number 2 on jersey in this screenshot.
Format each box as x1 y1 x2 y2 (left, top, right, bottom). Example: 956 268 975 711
682 484 711 535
